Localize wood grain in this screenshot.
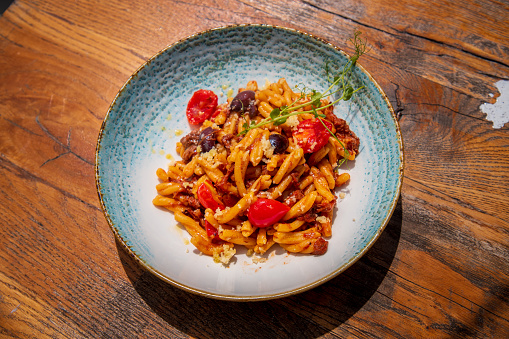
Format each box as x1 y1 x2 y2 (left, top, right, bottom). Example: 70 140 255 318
1 0 508 337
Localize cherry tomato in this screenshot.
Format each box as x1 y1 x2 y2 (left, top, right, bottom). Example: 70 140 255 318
197 181 224 212
211 106 222 118
203 220 222 243
186 89 218 125
292 118 334 153
247 198 290 228
204 220 218 238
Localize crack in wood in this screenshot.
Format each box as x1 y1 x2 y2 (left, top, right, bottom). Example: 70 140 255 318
35 115 93 167
387 269 509 324
404 176 502 224
392 82 405 120
399 102 488 122
301 1 509 71
0 154 100 212
301 0 380 33
4 118 44 137
401 29 509 70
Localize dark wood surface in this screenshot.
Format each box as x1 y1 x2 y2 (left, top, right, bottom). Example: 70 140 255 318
1 0 508 337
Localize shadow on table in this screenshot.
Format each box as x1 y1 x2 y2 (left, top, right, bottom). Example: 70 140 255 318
118 198 402 338
1 0 14 15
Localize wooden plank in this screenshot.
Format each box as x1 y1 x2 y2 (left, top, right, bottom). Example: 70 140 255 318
0 156 190 337
0 0 508 337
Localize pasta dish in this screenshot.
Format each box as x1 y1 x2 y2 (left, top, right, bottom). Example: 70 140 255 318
153 78 359 264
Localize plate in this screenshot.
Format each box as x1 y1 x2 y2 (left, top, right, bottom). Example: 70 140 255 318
95 24 403 301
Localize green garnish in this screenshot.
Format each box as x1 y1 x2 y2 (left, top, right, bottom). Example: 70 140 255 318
239 31 368 167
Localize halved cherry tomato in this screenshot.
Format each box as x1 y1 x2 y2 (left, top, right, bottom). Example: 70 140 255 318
186 89 218 125
292 118 334 153
211 105 223 119
197 181 224 212
247 198 290 228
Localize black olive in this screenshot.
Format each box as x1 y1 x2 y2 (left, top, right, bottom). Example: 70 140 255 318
269 133 289 154
199 127 217 153
200 127 215 138
230 90 256 114
200 138 216 153
230 98 243 112
247 104 257 118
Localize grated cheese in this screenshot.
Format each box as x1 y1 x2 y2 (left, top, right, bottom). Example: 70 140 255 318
252 257 267 264
182 181 194 189
214 207 230 219
260 135 274 159
285 115 300 128
213 244 236 265
198 147 220 168
316 216 330 224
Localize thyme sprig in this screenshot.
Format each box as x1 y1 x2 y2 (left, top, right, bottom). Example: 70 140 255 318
239 31 369 167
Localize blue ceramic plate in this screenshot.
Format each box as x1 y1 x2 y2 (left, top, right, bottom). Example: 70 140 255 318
95 24 403 301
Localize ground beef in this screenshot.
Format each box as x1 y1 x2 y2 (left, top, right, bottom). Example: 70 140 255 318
179 129 201 163
216 166 235 194
325 110 360 154
180 128 200 149
221 193 239 208
298 212 318 223
185 208 203 220
313 200 336 214
283 190 305 207
221 134 240 150
181 145 197 163
312 238 328 255
175 194 201 210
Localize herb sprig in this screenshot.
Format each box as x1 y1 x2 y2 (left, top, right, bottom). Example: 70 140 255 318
240 31 369 167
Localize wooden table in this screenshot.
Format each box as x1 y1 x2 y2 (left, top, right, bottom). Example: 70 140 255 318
1 0 508 337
